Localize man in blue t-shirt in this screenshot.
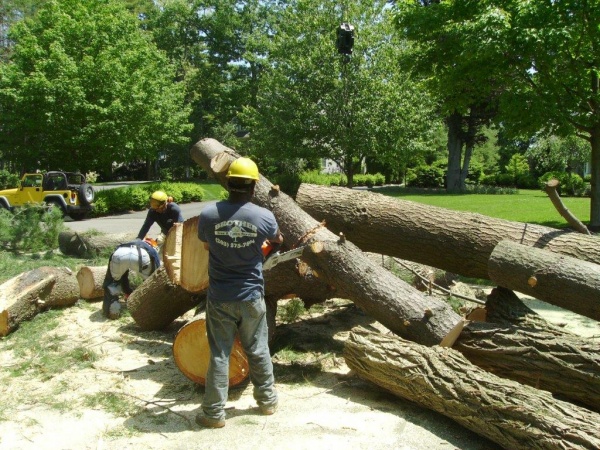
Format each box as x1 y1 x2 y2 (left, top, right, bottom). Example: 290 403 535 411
136 190 184 244
196 157 283 429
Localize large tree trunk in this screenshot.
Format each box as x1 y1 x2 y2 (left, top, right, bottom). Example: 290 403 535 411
455 320 600 412
127 267 201 331
58 230 136 258
0 267 80 336
295 183 600 280
190 138 462 346
172 312 249 387
76 266 107 300
344 327 600 450
488 240 600 321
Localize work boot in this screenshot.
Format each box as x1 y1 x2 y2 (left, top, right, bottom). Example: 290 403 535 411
258 401 278 416
108 300 122 320
195 414 225 428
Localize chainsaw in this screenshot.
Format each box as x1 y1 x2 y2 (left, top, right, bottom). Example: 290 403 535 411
261 241 307 271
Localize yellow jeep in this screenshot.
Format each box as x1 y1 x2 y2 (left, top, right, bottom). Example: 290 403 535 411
0 171 95 220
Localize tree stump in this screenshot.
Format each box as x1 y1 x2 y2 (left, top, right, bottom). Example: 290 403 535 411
127 267 201 331
0 266 80 336
344 326 600 450
172 313 249 386
488 240 600 321
76 266 107 300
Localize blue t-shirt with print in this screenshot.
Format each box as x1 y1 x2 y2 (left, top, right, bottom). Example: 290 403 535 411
198 200 279 302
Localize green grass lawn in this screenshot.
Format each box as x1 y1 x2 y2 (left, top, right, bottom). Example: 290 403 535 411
376 187 590 229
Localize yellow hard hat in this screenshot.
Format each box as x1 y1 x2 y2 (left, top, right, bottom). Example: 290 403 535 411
150 190 168 209
227 157 259 181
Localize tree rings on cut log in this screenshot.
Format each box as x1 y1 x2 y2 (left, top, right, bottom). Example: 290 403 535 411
173 314 249 386
163 217 209 293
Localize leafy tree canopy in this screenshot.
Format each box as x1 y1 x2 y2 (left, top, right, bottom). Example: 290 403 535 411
241 0 437 187
0 0 191 174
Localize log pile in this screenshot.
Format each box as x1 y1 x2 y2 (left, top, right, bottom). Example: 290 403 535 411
186 138 600 449
4 137 599 449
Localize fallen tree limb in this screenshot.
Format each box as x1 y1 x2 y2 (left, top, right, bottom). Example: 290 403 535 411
295 184 600 280
455 319 600 412
190 138 461 346
1 267 80 336
59 230 136 258
344 326 600 450
488 240 600 321
545 178 591 235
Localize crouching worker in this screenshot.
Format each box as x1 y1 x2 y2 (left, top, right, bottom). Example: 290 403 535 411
102 238 161 320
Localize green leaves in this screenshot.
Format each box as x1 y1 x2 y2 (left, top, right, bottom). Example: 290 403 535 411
0 0 191 174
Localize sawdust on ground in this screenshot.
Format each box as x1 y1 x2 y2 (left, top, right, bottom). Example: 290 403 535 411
0 294 598 450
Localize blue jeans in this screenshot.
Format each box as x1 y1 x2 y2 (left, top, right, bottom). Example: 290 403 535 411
202 295 277 420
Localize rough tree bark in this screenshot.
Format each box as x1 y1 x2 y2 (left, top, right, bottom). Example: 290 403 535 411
344 327 600 450
0 267 80 336
190 138 461 346
58 230 136 258
455 319 600 412
295 184 600 280
76 266 107 300
488 240 600 321
127 267 201 331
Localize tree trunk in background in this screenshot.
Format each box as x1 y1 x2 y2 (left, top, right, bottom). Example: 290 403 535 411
446 111 464 192
295 183 600 280
190 138 462 346
344 327 600 450
488 240 600 321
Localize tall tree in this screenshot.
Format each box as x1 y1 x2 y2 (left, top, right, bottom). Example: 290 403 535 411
242 0 435 187
0 0 191 175
395 0 600 229
394 1 506 192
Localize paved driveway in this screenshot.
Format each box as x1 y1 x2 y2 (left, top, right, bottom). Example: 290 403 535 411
63 201 213 238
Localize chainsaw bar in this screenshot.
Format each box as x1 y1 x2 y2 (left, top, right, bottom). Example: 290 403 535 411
263 246 306 271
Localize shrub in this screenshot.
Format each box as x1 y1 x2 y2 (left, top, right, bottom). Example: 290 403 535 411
406 164 444 188
0 204 64 252
0 170 20 189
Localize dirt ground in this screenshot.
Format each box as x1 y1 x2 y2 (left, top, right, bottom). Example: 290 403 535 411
1 293 598 450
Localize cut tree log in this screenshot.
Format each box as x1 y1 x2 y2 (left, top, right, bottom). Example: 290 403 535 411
488 240 600 321
162 219 209 293
172 312 249 386
0 266 80 336
294 183 600 280
76 266 107 300
190 138 462 346
127 267 202 331
59 230 136 258
344 326 600 450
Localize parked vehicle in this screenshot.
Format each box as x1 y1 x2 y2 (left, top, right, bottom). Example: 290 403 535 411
0 171 95 220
